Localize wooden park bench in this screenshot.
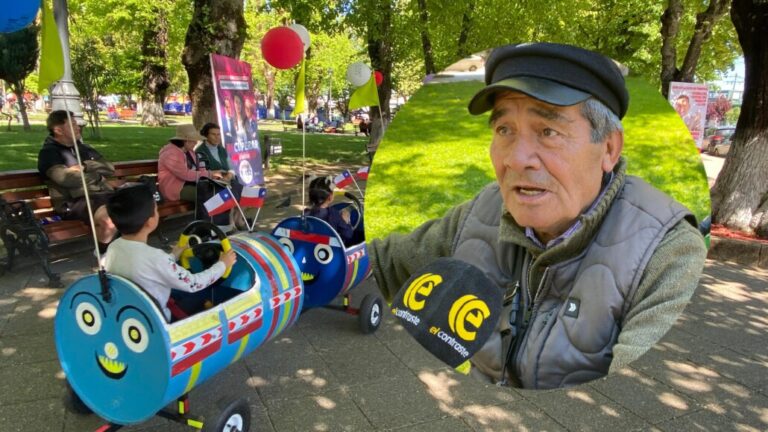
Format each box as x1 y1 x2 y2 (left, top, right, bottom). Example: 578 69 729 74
0 160 194 286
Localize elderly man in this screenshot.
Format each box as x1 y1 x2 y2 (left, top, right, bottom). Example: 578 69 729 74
369 43 707 389
37 110 117 249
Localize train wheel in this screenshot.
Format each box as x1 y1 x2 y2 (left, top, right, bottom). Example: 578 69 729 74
64 381 92 415
359 294 383 334
203 397 250 432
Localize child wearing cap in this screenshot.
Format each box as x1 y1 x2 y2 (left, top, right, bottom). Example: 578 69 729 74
104 185 236 321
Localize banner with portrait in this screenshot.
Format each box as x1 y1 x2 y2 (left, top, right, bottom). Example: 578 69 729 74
210 54 264 185
668 81 708 150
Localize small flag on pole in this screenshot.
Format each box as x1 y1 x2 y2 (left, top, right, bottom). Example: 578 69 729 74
356 166 370 180
333 170 353 189
240 187 266 209
348 73 380 110
204 189 236 216
38 0 65 93
291 60 306 117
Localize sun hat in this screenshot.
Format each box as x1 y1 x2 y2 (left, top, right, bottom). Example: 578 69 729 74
171 124 205 141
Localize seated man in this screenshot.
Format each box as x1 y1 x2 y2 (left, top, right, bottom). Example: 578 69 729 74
369 43 707 389
37 110 116 249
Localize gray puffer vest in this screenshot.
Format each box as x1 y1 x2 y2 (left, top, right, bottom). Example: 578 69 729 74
452 176 692 389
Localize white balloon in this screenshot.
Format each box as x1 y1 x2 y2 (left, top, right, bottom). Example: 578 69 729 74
289 23 311 52
346 62 372 87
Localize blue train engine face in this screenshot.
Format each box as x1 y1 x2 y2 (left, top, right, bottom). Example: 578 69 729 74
54 229 305 427
55 275 172 424
272 198 371 310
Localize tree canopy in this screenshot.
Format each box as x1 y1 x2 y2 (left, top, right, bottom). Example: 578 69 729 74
52 0 740 114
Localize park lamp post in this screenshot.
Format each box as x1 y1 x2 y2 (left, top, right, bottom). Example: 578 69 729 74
50 0 83 123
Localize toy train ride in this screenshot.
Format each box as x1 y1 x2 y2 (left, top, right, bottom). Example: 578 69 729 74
55 191 381 432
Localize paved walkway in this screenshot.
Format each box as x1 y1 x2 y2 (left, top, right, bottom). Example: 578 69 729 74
0 172 766 431
1 242 766 431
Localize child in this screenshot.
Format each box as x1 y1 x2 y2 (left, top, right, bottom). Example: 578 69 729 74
104 185 236 321
306 176 355 245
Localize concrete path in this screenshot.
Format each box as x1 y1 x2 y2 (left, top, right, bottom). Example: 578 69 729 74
0 232 766 431
700 153 725 188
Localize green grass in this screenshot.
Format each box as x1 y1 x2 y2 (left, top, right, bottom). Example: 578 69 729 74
366 77 711 240
0 122 369 171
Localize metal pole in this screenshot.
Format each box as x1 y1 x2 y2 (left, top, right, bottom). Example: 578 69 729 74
328 68 333 121
50 0 83 123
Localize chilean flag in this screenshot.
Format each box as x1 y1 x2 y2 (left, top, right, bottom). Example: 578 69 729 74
203 189 236 216
356 166 370 180
334 170 353 189
240 187 266 209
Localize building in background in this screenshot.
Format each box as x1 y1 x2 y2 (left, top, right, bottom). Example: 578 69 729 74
709 57 744 107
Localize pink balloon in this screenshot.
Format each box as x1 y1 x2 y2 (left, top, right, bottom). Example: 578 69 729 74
374 71 384 86
261 27 304 69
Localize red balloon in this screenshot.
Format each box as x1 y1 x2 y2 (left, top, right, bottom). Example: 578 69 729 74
374 70 384 86
261 27 304 70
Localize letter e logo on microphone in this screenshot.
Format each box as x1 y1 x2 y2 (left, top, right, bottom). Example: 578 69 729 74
448 295 491 341
403 273 442 311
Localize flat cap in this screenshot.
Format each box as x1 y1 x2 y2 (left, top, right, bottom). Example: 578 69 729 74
468 43 629 118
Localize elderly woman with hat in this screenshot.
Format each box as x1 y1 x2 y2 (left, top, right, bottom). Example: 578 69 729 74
158 124 228 223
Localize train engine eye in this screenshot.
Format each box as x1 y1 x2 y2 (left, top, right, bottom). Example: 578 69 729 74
75 302 102 335
314 244 333 264
278 237 294 254
121 318 149 353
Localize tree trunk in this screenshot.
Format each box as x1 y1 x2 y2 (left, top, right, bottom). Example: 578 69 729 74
660 0 730 97
677 0 730 81
264 69 275 119
660 0 683 98
456 1 475 60
710 0 768 238
366 0 394 155
11 84 30 131
140 9 170 127
82 87 102 138
182 0 246 129
417 0 436 75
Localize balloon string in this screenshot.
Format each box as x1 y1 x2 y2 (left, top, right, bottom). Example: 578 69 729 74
302 118 306 212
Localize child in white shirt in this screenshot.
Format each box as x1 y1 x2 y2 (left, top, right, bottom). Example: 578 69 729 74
104 185 236 321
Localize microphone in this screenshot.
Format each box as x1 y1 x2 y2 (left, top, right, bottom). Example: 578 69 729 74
391 258 502 370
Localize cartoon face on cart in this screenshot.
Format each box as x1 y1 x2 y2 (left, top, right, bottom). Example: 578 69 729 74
276 224 345 289
57 277 171 422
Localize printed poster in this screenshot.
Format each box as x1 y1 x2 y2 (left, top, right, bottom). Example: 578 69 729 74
668 81 708 149
210 54 264 185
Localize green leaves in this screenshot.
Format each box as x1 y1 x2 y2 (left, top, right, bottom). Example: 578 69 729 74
0 25 39 87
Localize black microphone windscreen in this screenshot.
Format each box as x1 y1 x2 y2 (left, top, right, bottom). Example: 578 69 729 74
391 258 502 368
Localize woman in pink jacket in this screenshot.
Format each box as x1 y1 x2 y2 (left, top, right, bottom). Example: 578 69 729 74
158 124 226 222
